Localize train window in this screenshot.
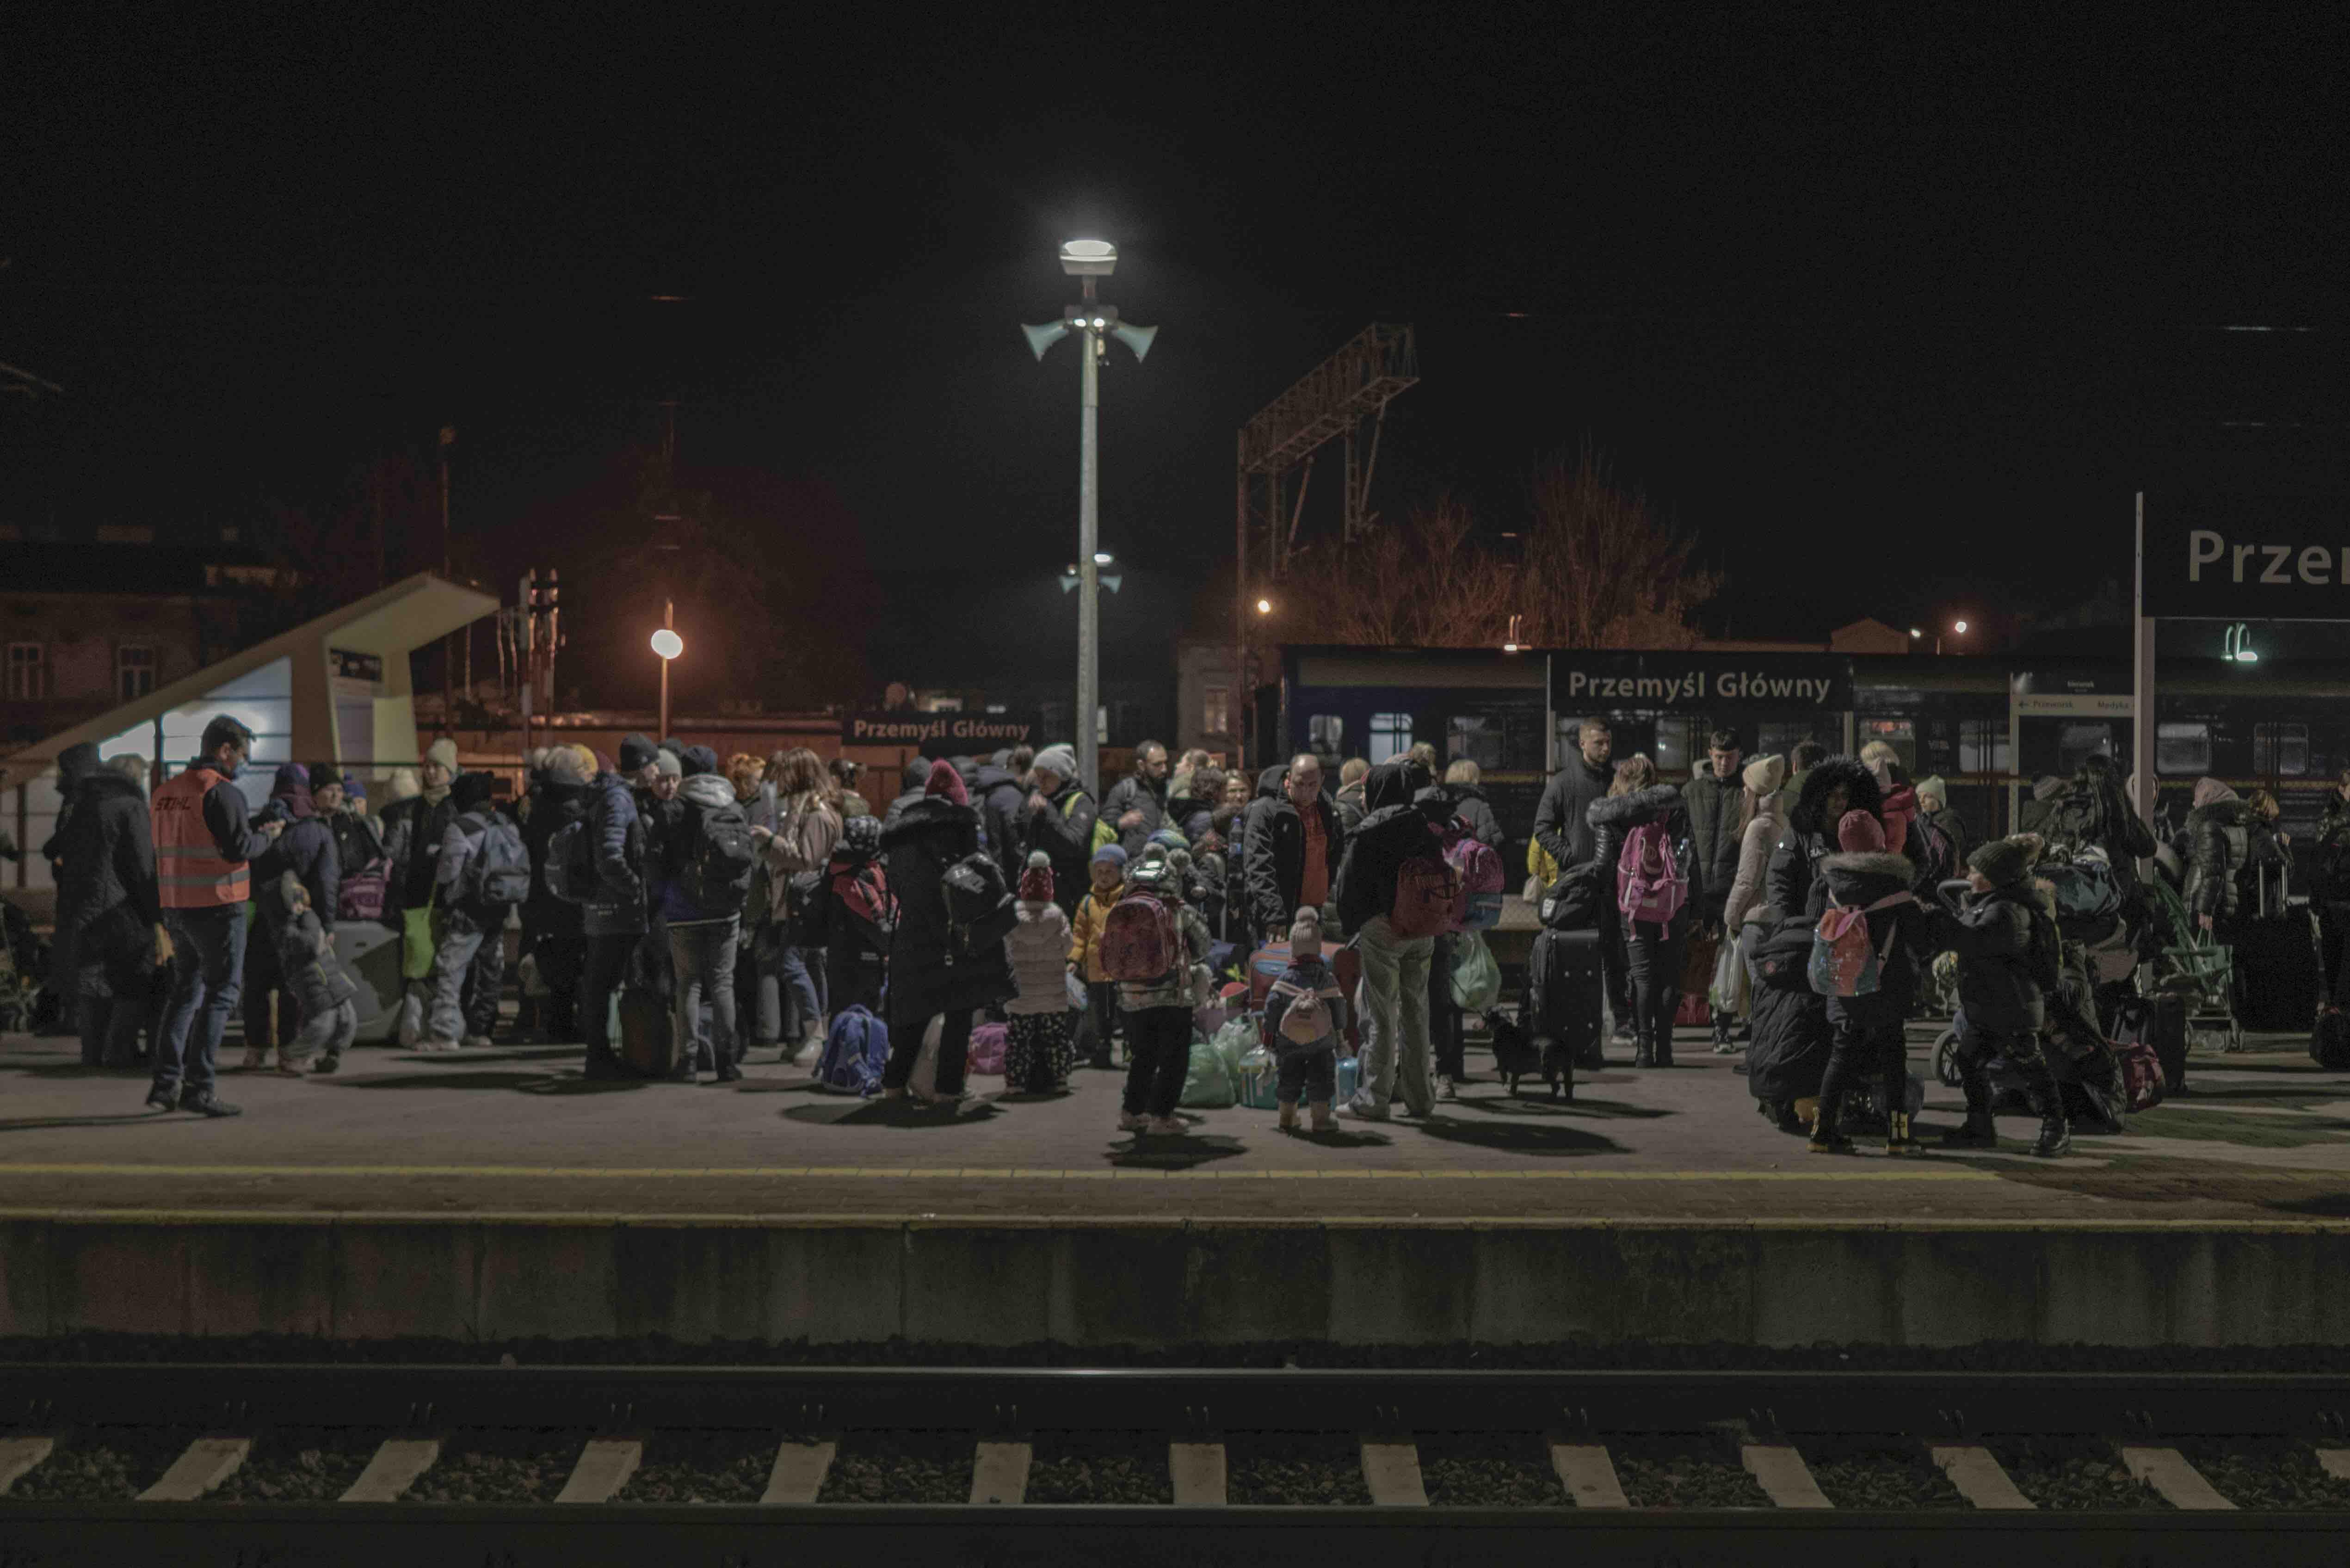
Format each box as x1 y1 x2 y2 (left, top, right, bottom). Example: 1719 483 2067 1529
2057 723 2114 778
1308 715 1345 756
1203 686 1231 738
1369 712 1412 765
1449 716 1500 771
2254 722 2309 778
2157 722 2212 775
1653 717 1692 776
1959 719 2009 777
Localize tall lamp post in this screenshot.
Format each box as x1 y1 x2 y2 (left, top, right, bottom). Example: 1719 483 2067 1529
650 600 681 741
1025 239 1156 795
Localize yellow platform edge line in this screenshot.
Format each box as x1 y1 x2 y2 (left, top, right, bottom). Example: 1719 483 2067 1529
0 1163 2002 1182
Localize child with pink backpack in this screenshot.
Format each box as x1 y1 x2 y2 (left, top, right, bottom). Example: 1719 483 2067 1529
1262 907 1349 1132
1804 809 1927 1155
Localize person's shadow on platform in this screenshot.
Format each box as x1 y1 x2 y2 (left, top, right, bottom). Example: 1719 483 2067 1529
1444 1093 1670 1122
1106 1131 1246 1171
781 1097 1002 1128
1406 1115 1625 1158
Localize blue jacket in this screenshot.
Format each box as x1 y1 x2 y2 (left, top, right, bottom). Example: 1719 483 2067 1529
582 772 647 938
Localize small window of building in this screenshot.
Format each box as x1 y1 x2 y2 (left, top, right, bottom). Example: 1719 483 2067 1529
1203 686 1232 737
1308 714 1345 756
5 643 46 700
2254 722 2309 778
2157 722 2212 776
1652 717 1693 777
117 644 156 702
1369 712 1412 765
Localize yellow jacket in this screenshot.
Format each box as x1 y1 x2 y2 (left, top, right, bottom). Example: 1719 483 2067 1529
1068 889 1119 982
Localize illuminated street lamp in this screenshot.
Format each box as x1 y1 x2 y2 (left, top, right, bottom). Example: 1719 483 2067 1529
1024 239 1156 793
650 600 681 739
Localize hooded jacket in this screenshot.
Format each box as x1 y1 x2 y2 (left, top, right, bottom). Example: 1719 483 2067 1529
1722 755 1789 932
253 764 340 934
382 790 457 912
881 794 1012 1018
969 762 1030 882
42 742 104 877
521 775 594 935
277 900 359 1017
1445 783 1505 851
1334 776 1368 837
2184 783 2257 921
1767 758 1882 925
1532 750 1616 872
1932 877 2057 1032
1025 778 1098 919
51 767 160 987
1681 762 1746 920
1817 848 1924 1011
582 771 648 938
1244 769 1345 939
652 774 749 923
1332 760 1445 937
1005 896 1074 1014
1586 784 1704 930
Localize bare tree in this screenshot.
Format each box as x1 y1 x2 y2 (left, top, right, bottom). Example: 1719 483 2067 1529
1272 447 1718 648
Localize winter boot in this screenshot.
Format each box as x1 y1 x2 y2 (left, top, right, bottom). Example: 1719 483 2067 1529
1939 1059 2000 1149
1883 1109 1923 1156
2029 1086 2073 1158
1278 1100 1299 1132
1308 1099 1335 1133
1807 1095 1856 1155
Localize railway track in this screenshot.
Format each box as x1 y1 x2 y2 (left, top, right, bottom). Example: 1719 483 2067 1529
2 1363 2347 1564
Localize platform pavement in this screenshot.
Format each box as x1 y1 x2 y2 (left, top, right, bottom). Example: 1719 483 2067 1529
1 1025 2344 1224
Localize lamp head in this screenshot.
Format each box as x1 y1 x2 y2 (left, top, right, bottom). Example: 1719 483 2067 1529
650 628 683 661
1059 238 1116 277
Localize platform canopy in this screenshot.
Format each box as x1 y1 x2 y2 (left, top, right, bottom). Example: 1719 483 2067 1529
1 572 496 890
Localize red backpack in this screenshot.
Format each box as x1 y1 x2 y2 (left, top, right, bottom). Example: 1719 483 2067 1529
1101 891 1180 981
1389 854 1460 939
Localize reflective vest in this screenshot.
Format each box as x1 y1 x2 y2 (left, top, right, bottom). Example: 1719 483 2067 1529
152 766 249 909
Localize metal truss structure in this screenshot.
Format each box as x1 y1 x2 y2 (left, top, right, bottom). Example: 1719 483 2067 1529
1234 323 1419 585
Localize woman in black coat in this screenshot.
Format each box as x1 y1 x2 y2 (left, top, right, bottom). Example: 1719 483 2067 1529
878 760 1012 1101
1585 757 1704 1068
1748 756 1883 1124
52 763 162 1068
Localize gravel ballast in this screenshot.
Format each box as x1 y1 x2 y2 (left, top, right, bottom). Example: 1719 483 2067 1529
1797 1435 1967 1510
1417 1432 1563 1506
2 1427 195 1501
402 1430 580 1504
817 1430 974 1504
2179 1437 2350 1510
1026 1431 1174 1504
1610 1433 1773 1509
1225 1432 1372 1506
207 1427 377 1502
1988 1435 2168 1510
615 1430 776 1504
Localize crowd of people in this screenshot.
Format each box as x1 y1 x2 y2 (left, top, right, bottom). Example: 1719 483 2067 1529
37 706 2337 1145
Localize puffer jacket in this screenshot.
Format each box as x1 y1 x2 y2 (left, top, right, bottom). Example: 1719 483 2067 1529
51 768 159 988
1447 784 1505 850
1682 765 1744 921
1332 761 1446 937
253 765 340 935
882 794 1012 1019
277 905 358 1017
581 772 648 938
1005 897 1073 1015
1931 879 2056 1032
2184 784 2257 922
1068 887 1118 982
1744 918 1828 1104
1723 800 1786 931
1586 785 1704 931
1766 758 1883 924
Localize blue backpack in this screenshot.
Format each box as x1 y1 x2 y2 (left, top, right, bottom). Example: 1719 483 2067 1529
816 1005 889 1096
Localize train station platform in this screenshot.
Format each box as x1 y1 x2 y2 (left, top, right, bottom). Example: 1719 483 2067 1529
2 1026 2345 1352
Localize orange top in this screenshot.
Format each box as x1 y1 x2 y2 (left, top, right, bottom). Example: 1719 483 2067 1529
152 766 248 909
1298 808 1330 911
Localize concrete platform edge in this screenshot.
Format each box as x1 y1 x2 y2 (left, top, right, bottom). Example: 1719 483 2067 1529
5 1212 2347 1349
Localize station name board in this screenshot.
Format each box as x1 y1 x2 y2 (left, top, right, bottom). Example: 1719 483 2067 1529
842 711 1039 755
1551 654 1851 712
2144 488 2350 621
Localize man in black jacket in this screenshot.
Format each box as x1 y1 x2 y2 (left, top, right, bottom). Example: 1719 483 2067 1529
54 759 162 1068
1532 719 1633 1037
1244 753 1343 944
1024 743 1098 919
1100 740 1170 857
1681 728 1746 1046
970 747 1031 883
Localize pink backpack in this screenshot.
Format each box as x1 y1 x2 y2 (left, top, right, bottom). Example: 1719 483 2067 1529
967 1021 1009 1075
1615 821 1688 926
1441 827 1505 932
1390 855 1460 939
1806 893 1912 997
1101 892 1179 981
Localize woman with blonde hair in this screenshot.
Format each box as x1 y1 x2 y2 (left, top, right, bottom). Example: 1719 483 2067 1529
749 747 841 1058
1585 753 1702 1067
1718 753 1790 1051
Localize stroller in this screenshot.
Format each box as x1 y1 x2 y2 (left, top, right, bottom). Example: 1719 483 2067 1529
0 896 46 1034
2140 872 2241 1055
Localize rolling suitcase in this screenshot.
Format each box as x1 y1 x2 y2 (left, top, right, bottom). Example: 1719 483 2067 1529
1524 926 1603 1095
2231 904 2319 1031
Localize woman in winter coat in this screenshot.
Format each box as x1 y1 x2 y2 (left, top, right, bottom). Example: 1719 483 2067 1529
1585 754 1703 1068
754 747 844 1057
878 759 1012 1101
1766 757 1883 924
52 757 162 1068
2183 777 2258 932
1719 753 1789 1038
1805 810 1928 1155
1441 759 1507 849
243 763 341 1070
1747 756 1881 1127
520 745 596 1041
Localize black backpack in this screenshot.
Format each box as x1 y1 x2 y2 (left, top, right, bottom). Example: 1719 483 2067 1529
941 850 1017 956
679 797 758 912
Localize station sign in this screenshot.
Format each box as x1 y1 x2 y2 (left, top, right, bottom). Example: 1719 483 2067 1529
2144 488 2350 620
1549 653 1852 712
329 648 383 683
841 711 1040 755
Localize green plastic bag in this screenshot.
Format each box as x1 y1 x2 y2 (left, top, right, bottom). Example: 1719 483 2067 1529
1448 929 1500 1012
1179 1030 1237 1108
401 906 436 982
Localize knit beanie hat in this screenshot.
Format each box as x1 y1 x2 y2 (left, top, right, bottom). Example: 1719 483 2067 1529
1836 809 1887 855
452 771 496 811
681 744 720 778
1018 849 1055 903
923 756 969 806
619 734 658 772
424 737 460 775
1914 774 1947 809
386 767 420 803
546 747 589 785
341 771 365 801
308 762 343 795
1740 753 1786 796
1969 833 2039 889
1289 906 1323 959
1033 743 1079 783
653 750 683 779
1091 843 1127 869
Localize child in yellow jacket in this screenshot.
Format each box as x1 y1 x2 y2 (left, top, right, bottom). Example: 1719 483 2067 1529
1067 844 1127 1068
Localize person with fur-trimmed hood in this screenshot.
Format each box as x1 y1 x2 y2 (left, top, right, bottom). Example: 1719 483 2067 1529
1806 810 1929 1155
2183 776 2258 932
1766 756 1884 924
1931 832 2071 1158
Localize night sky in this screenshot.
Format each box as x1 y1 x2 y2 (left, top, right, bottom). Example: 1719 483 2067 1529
7 10 2344 666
